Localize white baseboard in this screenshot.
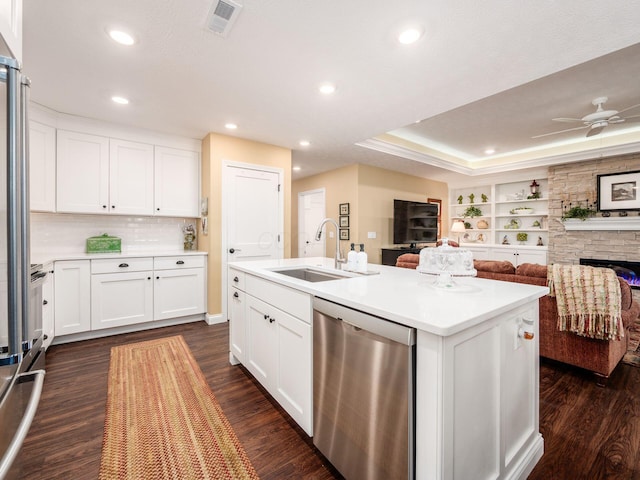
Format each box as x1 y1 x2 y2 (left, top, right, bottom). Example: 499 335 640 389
206 313 225 325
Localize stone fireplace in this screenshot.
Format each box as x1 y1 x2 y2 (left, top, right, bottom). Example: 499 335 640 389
548 151 640 300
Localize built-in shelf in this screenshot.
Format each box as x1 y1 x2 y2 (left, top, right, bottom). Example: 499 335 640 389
561 217 640 231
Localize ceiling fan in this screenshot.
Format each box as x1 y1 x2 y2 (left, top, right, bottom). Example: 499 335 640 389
532 96 640 139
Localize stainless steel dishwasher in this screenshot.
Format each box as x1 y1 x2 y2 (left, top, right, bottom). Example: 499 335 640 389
313 297 416 480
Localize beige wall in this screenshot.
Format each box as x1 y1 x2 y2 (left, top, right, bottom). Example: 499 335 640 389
291 164 359 259
200 133 292 316
292 164 448 264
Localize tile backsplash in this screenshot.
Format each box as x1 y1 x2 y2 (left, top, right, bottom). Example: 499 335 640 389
31 213 196 257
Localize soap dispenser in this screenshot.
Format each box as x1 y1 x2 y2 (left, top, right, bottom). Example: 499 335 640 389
347 243 357 271
356 243 367 273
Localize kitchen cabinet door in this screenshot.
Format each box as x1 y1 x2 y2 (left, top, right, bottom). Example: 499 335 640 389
229 286 246 364
491 247 547 266
153 267 205 320
91 271 154 330
56 130 109 214
244 293 312 435
154 146 200 217
29 121 56 212
109 139 154 215
0 0 22 61
54 260 91 335
273 309 311 434
41 263 54 349
245 295 275 386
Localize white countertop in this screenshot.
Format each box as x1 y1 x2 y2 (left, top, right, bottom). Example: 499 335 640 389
229 257 548 336
34 250 207 265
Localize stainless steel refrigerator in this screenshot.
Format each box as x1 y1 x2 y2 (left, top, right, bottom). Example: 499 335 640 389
0 53 46 479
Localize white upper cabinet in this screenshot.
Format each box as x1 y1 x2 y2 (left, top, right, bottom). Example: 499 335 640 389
0 0 22 61
109 139 154 215
154 146 200 218
56 130 110 214
29 120 56 212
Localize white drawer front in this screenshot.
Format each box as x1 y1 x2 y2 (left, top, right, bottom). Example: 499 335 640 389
154 255 205 270
91 257 153 274
229 268 245 291
245 274 311 324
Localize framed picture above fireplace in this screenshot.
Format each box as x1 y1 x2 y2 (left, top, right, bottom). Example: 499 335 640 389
597 170 640 212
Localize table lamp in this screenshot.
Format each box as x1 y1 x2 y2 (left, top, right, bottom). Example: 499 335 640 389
450 220 466 244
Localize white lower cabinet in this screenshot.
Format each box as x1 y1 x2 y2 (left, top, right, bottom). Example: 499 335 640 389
228 269 246 363
91 271 154 330
53 255 206 338
54 260 91 336
41 263 55 349
229 271 312 435
153 255 206 320
491 247 547 266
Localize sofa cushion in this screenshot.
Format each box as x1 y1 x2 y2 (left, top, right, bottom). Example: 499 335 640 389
473 260 515 274
396 253 420 269
515 263 547 278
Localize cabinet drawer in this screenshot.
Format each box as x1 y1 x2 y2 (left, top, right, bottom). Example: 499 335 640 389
229 268 245 291
245 274 311 324
91 257 153 274
154 255 205 270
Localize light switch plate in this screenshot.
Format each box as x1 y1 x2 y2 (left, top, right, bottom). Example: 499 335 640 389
368 232 376 239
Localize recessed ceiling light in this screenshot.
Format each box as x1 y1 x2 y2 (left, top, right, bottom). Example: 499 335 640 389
398 28 423 45
319 83 336 95
108 29 136 46
484 148 495 155
293 166 301 172
299 140 310 147
225 123 238 130
111 96 129 105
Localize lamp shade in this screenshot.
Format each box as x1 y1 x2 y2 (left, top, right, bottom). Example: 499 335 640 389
450 221 466 233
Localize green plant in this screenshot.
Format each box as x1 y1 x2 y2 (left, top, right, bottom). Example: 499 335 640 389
516 232 528 242
462 206 482 218
562 205 595 221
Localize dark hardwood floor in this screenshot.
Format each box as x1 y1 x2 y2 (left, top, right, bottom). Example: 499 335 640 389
15 321 640 479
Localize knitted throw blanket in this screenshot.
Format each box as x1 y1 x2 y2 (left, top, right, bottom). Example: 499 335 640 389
547 264 624 340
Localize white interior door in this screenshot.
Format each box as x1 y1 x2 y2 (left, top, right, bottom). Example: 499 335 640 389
225 165 282 263
298 189 325 258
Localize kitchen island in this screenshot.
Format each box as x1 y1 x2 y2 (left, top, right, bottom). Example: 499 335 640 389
228 257 548 480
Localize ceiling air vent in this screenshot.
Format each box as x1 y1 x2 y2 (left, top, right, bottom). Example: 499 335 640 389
206 0 243 37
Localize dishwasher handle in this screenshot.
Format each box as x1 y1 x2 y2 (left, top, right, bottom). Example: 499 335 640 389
314 297 415 346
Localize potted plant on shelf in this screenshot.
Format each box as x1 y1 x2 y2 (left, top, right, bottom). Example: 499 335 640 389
516 232 528 244
462 205 483 218
561 203 596 221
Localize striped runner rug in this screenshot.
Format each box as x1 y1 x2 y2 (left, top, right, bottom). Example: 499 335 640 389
99 335 259 479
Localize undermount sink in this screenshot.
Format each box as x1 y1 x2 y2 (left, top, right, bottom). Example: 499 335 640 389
269 267 352 283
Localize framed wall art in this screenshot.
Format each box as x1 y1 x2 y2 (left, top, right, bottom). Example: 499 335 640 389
597 170 640 211
339 229 350 240
339 215 349 227
339 203 350 215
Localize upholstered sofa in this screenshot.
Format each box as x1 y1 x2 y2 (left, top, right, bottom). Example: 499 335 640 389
396 254 640 384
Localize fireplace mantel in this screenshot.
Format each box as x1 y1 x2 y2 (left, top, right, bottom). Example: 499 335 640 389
561 217 640 231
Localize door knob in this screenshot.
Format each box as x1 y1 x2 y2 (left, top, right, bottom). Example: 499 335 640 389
229 248 235 254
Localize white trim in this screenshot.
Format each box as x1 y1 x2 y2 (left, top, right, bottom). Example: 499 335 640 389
206 313 225 325
358 137 640 176
560 216 640 231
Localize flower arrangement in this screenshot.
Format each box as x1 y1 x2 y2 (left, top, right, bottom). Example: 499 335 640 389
516 232 528 243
